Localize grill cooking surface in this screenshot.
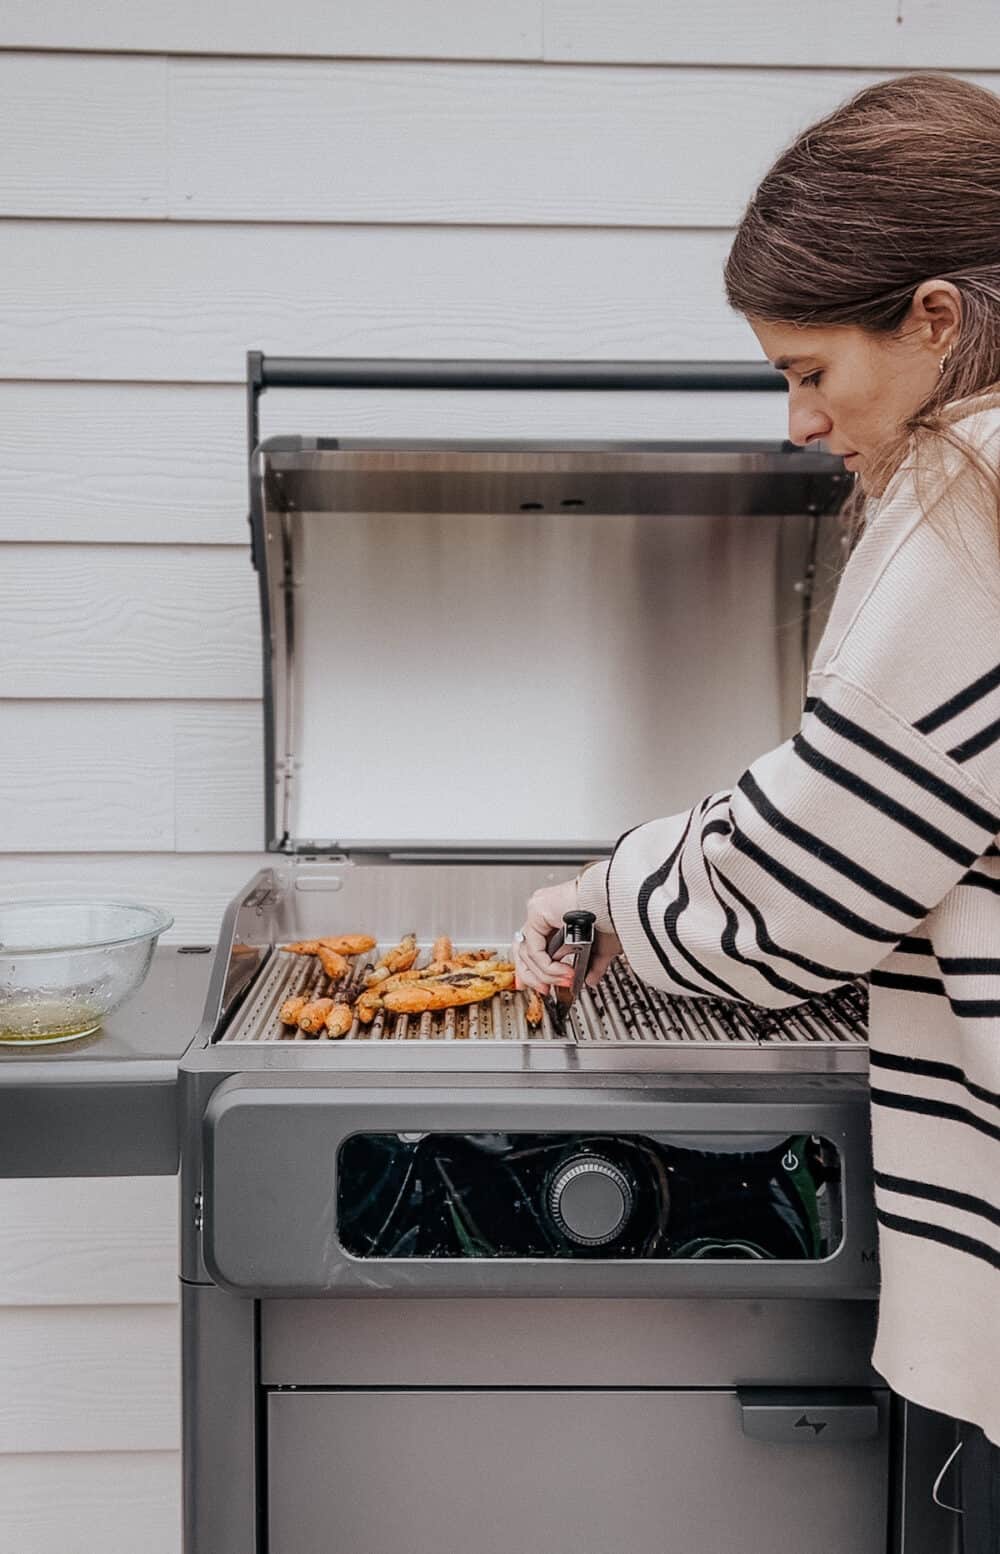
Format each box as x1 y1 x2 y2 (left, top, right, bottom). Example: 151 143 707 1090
221 943 868 1050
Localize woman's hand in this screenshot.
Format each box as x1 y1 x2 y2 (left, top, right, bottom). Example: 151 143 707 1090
513 877 622 994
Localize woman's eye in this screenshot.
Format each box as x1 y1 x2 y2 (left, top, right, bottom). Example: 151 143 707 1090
801 371 823 388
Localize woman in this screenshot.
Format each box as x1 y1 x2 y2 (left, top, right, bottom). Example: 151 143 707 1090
515 72 1000 1548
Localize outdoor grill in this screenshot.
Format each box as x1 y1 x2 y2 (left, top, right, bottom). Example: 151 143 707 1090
172 357 959 1554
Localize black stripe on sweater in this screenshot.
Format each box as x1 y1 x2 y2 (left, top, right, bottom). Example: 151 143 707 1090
876 1208 1000 1275
914 662 1000 735
793 734 978 868
660 852 752 1002
731 825 903 944
870 971 1000 1017
895 936 934 955
702 855 832 1003
961 869 1000 894
870 970 945 996
636 812 746 1001
949 715 1000 764
738 769 929 918
870 1086 1000 1146
869 1049 1000 1114
874 1170 1000 1233
711 865 858 987
809 698 1000 832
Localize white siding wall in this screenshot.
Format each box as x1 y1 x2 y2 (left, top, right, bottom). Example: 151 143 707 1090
0 5 993 1547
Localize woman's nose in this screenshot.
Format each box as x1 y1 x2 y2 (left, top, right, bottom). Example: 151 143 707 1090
787 398 832 448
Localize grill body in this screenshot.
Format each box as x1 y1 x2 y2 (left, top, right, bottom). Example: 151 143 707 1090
178 862 957 1554
177 372 958 1553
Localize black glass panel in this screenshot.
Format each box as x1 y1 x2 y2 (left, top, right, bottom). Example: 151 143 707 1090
336 1132 843 1261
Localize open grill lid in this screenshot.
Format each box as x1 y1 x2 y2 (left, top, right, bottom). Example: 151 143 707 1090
248 359 849 859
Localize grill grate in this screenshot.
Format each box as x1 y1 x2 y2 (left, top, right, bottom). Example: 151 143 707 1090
220 943 868 1047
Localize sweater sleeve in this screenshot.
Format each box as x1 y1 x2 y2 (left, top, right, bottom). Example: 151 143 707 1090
588 426 1000 1008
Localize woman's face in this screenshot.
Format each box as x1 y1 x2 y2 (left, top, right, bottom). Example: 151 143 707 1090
750 314 944 483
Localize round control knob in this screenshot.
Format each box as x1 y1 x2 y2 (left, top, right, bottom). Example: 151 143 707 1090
548 1156 633 1246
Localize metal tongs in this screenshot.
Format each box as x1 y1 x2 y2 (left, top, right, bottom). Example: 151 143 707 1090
546 909 597 1034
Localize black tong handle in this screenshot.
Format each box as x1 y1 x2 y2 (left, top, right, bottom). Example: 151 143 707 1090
547 910 597 1030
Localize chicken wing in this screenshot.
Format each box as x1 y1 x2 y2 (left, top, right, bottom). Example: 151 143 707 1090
431 935 453 965
279 994 310 1025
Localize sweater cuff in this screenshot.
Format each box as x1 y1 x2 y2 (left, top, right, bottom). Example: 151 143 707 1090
576 861 615 935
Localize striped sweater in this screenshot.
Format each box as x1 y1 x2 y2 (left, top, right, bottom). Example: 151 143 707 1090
579 400 1000 1444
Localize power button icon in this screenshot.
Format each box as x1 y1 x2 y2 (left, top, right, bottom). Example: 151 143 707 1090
782 1149 799 1172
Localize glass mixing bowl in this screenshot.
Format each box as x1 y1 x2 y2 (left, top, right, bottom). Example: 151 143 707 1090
0 900 174 1044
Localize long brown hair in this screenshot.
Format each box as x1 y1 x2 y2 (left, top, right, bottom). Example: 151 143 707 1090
724 73 1000 525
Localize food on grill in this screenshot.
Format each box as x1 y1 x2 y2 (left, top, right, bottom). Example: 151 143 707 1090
282 935 375 957
525 991 544 1028
355 991 381 1023
383 969 515 1013
374 933 419 975
279 995 310 1025
324 1003 354 1039
431 935 453 964
296 998 336 1034
316 944 349 981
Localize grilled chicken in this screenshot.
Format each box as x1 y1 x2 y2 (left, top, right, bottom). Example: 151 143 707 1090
279 995 310 1025
524 991 544 1028
431 935 453 965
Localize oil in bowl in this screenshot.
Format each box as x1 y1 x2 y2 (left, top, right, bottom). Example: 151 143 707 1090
0 900 173 1045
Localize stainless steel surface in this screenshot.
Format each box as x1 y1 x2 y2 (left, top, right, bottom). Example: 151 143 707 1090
260 1296 881 1388
256 440 846 852
267 1389 889 1554
218 939 868 1072
0 949 212 1177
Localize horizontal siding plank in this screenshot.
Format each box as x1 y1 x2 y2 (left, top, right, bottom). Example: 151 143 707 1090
0 1178 177 1306
0 0 989 65
0 54 167 217
545 0 998 67
0 854 269 944
0 0 541 59
0 546 260 698
0 702 263 852
0 222 756 381
0 384 243 543
166 61 898 228
0 1451 179 1554
10 57 995 226
0 703 174 850
0 382 789 543
174 703 264 851
0 1305 178 1453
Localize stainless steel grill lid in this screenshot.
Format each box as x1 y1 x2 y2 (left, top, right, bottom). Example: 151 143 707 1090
251 437 847 856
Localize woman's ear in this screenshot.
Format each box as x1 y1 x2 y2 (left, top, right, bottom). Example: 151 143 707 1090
909 279 962 356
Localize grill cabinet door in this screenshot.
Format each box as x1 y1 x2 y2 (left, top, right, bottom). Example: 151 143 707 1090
267 1388 888 1554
